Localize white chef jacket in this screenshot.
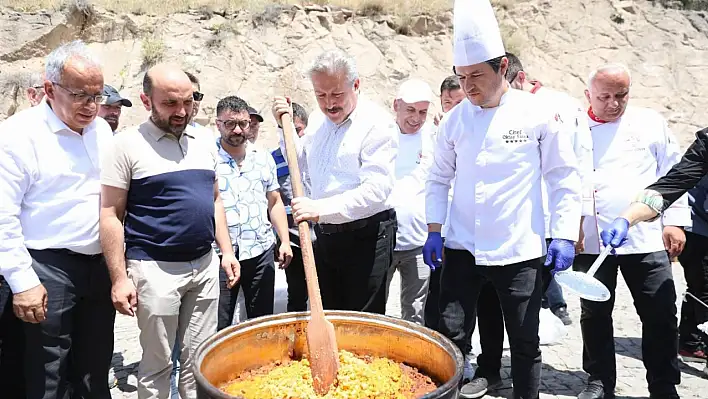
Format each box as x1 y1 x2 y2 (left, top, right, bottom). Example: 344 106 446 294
279 96 398 225
431 123 455 238
0 100 113 293
582 106 691 255
388 123 436 251
426 89 582 266
534 85 595 238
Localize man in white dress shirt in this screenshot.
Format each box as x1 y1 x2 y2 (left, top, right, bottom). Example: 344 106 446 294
0 40 115 399
272 48 398 314
385 78 435 325
0 71 47 399
571 64 688 399
422 1 582 398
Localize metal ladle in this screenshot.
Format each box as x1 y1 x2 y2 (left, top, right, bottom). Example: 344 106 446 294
554 245 613 302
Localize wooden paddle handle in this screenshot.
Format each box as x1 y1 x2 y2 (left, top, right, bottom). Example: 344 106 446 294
280 113 325 318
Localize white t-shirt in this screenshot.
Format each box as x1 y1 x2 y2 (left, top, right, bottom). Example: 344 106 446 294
389 123 436 251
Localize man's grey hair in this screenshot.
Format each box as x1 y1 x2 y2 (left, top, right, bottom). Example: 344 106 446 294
45 40 102 83
587 63 632 90
306 48 359 86
27 72 44 88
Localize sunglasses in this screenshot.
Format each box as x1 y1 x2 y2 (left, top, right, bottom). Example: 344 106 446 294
193 91 204 101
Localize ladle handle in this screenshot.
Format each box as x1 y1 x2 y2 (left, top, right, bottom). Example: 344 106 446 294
586 245 613 278
280 113 326 319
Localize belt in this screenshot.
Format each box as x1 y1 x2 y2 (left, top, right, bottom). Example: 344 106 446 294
33 248 103 259
317 209 395 235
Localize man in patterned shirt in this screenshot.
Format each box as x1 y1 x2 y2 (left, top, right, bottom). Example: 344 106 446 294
214 95 292 330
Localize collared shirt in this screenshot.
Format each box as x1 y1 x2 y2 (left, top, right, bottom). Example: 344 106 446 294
426 89 582 266
583 106 691 254
216 141 279 260
279 96 399 224
534 85 595 238
0 101 113 293
101 120 218 262
388 123 436 251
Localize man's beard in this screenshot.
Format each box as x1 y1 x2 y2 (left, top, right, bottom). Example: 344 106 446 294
104 117 119 132
222 132 246 147
151 109 186 134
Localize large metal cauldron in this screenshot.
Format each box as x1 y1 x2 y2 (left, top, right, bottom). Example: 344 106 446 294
193 310 464 399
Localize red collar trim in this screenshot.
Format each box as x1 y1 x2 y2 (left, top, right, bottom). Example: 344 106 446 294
587 107 609 124
529 80 542 94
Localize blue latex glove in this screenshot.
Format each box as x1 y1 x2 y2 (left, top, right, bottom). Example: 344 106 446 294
544 238 576 275
600 217 630 252
423 232 443 271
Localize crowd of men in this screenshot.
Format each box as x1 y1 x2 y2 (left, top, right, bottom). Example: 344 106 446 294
1 0 708 399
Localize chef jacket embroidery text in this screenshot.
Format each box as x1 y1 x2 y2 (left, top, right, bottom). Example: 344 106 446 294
503 128 530 144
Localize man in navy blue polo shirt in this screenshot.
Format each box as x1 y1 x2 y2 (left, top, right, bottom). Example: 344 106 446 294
99 63 239 399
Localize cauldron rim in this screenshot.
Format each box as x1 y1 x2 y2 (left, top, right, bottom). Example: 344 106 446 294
193 310 464 399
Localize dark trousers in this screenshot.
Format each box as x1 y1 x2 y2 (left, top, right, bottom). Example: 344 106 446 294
476 282 505 379
427 267 476 354
425 247 475 353
25 249 116 399
315 210 397 314
0 277 25 398
424 266 442 331
677 231 708 351
574 251 680 396
474 259 554 380
542 279 567 310
284 245 309 312
217 244 275 330
439 249 543 399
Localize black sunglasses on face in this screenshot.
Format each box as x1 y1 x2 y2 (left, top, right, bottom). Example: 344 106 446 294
193 91 204 101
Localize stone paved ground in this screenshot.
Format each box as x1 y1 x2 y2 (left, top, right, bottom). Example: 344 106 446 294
110 264 708 398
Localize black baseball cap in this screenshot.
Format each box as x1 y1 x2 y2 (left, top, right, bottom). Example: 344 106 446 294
101 85 132 107
247 106 263 122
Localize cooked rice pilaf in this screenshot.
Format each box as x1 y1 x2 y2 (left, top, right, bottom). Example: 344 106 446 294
221 350 437 399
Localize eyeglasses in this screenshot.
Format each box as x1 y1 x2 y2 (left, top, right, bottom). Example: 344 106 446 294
217 119 250 131
52 82 104 104
193 91 204 101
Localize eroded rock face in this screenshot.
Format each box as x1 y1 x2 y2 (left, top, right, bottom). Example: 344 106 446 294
1 0 708 149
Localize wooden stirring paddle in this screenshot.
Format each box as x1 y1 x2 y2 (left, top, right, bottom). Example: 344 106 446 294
280 112 339 395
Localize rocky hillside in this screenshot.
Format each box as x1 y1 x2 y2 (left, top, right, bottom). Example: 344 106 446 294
1 0 708 149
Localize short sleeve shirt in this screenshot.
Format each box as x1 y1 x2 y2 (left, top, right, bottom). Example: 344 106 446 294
216 140 279 261
101 120 218 262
